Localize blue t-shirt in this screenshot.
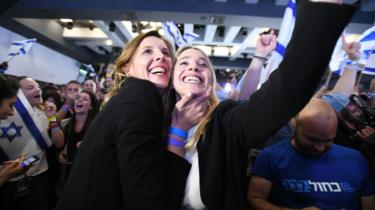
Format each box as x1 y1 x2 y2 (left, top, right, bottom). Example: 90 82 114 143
252 140 375 210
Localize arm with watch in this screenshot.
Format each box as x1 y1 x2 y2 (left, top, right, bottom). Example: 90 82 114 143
238 31 277 100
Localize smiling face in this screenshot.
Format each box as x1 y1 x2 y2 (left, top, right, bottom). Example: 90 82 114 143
74 92 92 115
173 48 213 97
124 36 173 92
19 78 42 107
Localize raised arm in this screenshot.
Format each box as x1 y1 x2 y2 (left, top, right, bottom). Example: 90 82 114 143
331 37 361 97
227 0 357 149
238 31 276 100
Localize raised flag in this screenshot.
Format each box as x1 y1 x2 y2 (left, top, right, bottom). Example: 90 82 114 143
7 38 36 61
259 0 296 84
364 50 375 75
163 21 199 47
358 25 375 62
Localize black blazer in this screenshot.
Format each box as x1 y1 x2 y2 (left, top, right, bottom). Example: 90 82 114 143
197 1 357 210
55 78 190 210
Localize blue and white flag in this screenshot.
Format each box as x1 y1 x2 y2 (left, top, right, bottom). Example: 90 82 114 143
328 25 375 75
0 90 51 163
357 25 375 66
329 36 346 74
364 50 375 75
7 38 36 61
260 0 296 84
163 21 199 47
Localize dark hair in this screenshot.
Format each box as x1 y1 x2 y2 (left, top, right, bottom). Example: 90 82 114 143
42 90 63 110
67 80 81 86
0 75 19 104
66 90 100 137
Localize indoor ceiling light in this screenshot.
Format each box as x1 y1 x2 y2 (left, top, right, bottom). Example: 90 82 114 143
60 18 73 23
105 39 113 46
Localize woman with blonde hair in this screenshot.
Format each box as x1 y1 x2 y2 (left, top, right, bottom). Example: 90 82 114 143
56 30 208 210
172 0 357 209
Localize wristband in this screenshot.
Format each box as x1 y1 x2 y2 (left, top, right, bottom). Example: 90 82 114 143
169 127 188 140
48 116 57 122
167 137 185 149
252 55 268 63
344 60 359 71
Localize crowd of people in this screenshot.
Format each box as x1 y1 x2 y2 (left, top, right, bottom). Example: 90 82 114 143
0 0 374 210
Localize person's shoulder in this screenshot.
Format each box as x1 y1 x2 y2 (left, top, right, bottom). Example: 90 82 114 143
331 144 364 158
260 140 290 156
117 77 160 100
122 77 158 93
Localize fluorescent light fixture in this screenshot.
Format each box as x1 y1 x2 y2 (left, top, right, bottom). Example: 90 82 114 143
194 45 212 56
60 18 73 23
105 39 113 46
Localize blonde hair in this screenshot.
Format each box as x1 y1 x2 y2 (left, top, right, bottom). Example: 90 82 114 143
103 31 175 106
175 46 220 150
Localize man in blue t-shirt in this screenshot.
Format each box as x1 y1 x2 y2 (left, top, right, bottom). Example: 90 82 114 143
249 98 375 210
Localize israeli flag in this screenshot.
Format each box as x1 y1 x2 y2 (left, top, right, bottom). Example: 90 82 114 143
260 0 296 84
7 38 36 61
0 90 51 163
329 36 345 74
358 25 375 66
163 21 199 47
364 50 375 75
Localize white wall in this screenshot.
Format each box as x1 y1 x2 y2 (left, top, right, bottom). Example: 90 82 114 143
0 26 80 85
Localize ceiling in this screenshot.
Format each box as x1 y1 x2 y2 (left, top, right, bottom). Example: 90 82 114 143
0 0 374 70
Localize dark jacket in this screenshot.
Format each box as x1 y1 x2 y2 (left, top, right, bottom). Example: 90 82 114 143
55 78 190 210
197 1 357 210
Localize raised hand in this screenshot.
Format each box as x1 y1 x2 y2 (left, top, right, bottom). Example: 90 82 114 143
44 101 57 117
342 36 361 61
171 87 211 131
255 31 277 57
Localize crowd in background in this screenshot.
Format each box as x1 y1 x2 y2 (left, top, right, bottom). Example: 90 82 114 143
0 1 374 210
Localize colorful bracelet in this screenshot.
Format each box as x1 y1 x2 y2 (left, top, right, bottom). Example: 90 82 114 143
167 137 185 149
169 127 188 140
47 116 57 122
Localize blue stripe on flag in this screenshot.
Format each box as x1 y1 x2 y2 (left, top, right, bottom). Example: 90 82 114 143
276 42 286 57
8 53 19 57
14 99 49 150
20 48 26 55
11 42 23 46
360 31 375 43
0 147 10 163
288 0 296 17
365 67 375 73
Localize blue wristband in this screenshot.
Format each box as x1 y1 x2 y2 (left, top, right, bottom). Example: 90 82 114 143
167 137 185 148
169 127 188 139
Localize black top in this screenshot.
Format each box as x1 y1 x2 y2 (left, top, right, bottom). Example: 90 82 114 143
197 1 357 210
55 77 191 210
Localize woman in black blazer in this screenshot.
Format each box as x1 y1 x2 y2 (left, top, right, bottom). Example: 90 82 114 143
173 1 358 210
55 31 206 210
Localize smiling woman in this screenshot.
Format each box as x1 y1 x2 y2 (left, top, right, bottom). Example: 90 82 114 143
55 31 205 210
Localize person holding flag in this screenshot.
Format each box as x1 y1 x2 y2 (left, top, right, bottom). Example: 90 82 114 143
0 76 64 210
0 75 29 188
